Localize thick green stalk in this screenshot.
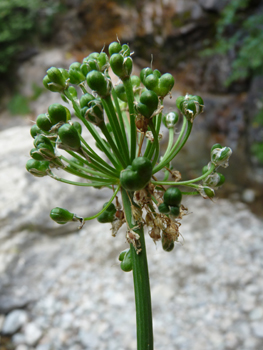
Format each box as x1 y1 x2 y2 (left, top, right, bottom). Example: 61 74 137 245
121 189 153 350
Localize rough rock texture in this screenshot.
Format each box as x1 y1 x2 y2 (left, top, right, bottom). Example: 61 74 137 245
0 125 263 350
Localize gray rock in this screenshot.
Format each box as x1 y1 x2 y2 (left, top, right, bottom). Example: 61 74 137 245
1 310 28 335
24 323 43 346
252 322 263 338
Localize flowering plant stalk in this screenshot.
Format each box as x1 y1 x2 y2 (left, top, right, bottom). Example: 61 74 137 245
26 41 232 350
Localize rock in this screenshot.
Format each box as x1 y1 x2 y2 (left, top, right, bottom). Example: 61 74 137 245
24 323 43 346
1 310 28 335
16 345 29 350
252 322 263 338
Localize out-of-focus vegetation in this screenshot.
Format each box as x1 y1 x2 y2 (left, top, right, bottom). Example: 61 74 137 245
0 0 62 90
202 0 263 85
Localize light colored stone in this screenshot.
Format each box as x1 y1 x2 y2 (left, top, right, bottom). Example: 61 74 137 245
24 323 43 346
252 322 263 338
1 310 28 335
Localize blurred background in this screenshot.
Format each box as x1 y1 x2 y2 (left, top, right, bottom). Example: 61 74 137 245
0 1 263 350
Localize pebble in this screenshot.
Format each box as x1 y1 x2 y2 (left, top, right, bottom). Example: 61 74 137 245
24 323 43 346
251 322 263 338
1 310 28 335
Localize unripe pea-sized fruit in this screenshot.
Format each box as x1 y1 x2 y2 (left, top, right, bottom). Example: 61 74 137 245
211 143 223 152
164 187 182 206
109 41 122 56
36 113 53 132
68 86 78 99
175 96 185 110
180 100 197 120
26 159 50 177
50 207 75 224
110 53 133 80
86 71 111 97
30 124 43 138
58 124 81 151
72 121 82 135
80 93 95 108
203 186 215 199
33 135 53 149
202 165 209 174
120 157 152 191
48 103 68 125
120 249 133 272
118 248 130 262
30 148 45 161
163 112 179 128
46 67 67 88
68 62 86 84
97 202 116 223
158 202 170 214
170 205 180 217
115 83 127 102
136 90 159 119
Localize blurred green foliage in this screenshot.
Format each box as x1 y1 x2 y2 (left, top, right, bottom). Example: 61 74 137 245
0 0 62 76
251 103 263 164
202 0 263 85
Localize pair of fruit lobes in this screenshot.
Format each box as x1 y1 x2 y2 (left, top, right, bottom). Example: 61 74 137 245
158 187 182 217
35 103 70 133
119 249 132 272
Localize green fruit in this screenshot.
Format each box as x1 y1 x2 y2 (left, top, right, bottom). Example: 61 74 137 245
50 207 75 224
158 203 170 214
164 187 182 206
120 157 152 191
118 248 130 262
58 124 81 151
120 249 133 272
30 124 43 138
109 42 122 56
97 202 116 223
48 103 67 125
36 113 53 132
136 90 159 119
170 205 180 217
26 159 50 177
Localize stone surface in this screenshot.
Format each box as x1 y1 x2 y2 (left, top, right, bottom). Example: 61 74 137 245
1 310 28 335
0 123 263 349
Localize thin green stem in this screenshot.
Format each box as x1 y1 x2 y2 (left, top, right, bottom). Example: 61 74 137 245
102 96 130 166
65 151 115 178
112 88 130 160
122 78 137 161
152 163 216 186
63 166 116 183
84 183 121 220
148 119 159 167
153 117 192 174
61 155 114 178
121 189 153 350
49 173 114 187
63 90 120 169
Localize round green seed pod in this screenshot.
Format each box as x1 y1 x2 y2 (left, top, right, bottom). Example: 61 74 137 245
115 83 127 102
118 248 130 262
86 71 111 97
72 121 82 135
48 103 67 125
109 42 122 56
36 113 53 132
164 187 182 207
58 124 81 151
211 143 223 152
120 249 132 272
97 202 116 223
26 159 50 177
176 96 185 110
50 207 75 224
80 93 94 108
158 202 170 214
163 112 179 128
30 148 45 161
68 86 78 99
30 124 43 138
33 134 53 149
170 205 180 217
